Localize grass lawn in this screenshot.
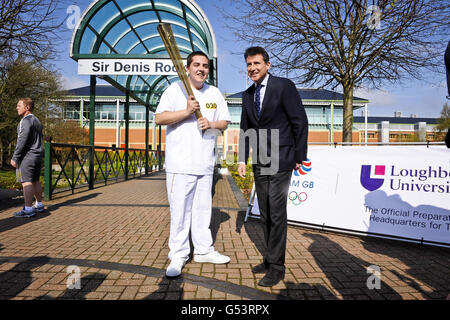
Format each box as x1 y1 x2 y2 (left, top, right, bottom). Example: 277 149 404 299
0 169 21 190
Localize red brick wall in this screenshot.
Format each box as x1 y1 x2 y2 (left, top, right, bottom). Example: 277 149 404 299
89 126 368 150
89 127 167 149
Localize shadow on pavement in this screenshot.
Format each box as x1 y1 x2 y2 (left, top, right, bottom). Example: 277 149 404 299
235 211 266 259
46 192 102 212
0 256 51 300
0 196 24 211
37 273 108 300
211 170 222 198
210 209 230 243
143 277 184 300
277 281 338 300
303 233 403 300
0 211 51 233
362 237 450 299
0 193 101 233
362 190 450 300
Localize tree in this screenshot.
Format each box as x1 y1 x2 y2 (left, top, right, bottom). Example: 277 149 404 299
0 56 64 167
435 102 450 139
224 0 450 141
45 118 89 145
0 0 65 61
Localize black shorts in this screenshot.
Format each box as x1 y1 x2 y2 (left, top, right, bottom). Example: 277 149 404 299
16 156 42 183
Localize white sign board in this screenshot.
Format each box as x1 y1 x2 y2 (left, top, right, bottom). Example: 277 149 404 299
250 146 450 246
78 59 186 75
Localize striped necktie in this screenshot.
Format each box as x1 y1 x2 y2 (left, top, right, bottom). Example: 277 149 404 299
254 83 262 119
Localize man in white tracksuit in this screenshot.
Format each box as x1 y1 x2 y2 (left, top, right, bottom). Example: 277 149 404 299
155 51 231 277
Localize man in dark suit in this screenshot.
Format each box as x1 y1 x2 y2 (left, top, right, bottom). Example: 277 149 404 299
238 46 308 287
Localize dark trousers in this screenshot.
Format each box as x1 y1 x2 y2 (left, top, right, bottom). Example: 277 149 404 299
254 167 292 273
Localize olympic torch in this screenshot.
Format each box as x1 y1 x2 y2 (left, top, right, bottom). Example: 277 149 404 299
157 23 203 119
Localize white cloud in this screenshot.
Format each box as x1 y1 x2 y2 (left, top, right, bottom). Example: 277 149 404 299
61 75 89 90
354 87 397 106
354 85 446 118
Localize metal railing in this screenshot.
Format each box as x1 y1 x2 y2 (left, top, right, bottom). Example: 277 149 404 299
43 141 164 200
309 141 445 147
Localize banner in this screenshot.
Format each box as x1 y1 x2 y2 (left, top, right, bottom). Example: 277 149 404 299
250 146 450 246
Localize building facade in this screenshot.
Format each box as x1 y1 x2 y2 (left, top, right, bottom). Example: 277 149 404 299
58 85 440 152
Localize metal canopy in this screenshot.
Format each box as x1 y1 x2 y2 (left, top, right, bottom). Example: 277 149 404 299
70 0 218 110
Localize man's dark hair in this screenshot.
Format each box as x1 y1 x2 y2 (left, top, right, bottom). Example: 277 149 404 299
20 98 34 112
187 51 210 67
244 46 270 63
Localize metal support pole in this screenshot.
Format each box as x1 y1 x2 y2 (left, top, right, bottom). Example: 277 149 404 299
158 125 162 171
145 107 150 174
124 91 130 180
364 103 368 145
330 101 335 143
88 75 96 189
116 99 120 147
80 98 84 127
44 138 52 200
152 113 156 170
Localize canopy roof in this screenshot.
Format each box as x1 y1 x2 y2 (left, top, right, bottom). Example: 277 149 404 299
70 0 217 110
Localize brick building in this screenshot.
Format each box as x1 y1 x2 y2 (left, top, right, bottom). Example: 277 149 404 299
58 85 440 151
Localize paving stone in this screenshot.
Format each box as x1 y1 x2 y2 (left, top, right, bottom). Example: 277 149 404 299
0 172 448 301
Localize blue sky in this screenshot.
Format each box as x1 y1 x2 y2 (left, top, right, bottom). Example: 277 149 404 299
54 0 448 118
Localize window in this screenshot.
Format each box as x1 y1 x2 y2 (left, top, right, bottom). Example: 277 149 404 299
134 112 143 121
101 112 108 120
65 110 81 120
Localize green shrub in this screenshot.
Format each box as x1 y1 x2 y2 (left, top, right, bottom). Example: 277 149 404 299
0 170 22 189
222 157 254 200
0 169 44 190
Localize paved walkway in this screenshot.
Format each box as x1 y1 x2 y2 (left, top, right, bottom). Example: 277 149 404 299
0 171 449 300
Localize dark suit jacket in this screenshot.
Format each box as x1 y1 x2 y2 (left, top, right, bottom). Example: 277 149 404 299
239 74 308 173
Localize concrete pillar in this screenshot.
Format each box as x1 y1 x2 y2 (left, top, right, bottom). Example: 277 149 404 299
379 121 389 144
364 104 368 145
415 122 427 142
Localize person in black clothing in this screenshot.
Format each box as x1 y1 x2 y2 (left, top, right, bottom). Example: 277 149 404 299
238 47 308 287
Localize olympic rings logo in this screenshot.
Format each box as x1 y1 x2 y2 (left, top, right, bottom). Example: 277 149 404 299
288 191 307 206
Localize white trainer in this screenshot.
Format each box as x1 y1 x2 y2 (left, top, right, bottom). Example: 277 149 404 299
194 251 230 264
165 259 185 277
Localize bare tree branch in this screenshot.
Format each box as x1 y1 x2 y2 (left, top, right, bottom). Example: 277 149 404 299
0 0 66 62
222 0 450 141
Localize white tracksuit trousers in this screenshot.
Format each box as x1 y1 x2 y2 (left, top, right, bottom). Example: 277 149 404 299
166 173 215 261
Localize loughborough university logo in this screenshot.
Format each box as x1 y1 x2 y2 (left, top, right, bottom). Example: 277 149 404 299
360 165 386 191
